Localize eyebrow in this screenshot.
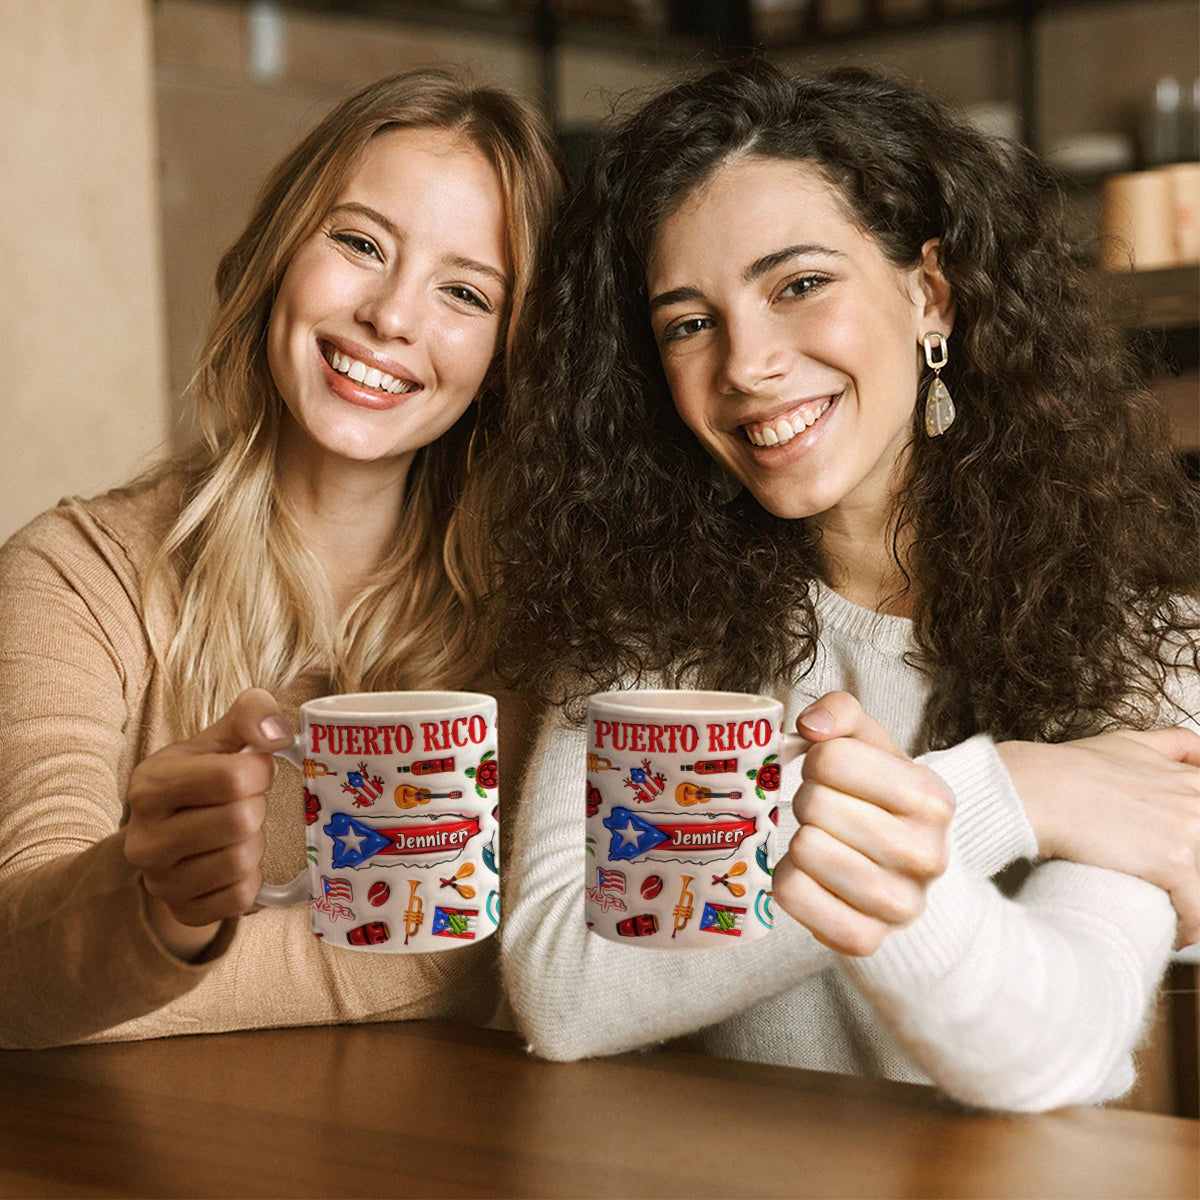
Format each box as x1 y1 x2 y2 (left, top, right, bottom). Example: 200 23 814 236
328 201 510 289
744 243 843 282
648 285 703 313
648 243 844 313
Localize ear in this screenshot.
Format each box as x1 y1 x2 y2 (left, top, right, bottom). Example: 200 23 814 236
915 238 955 337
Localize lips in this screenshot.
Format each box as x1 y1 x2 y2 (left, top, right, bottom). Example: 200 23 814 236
320 341 421 399
742 395 836 447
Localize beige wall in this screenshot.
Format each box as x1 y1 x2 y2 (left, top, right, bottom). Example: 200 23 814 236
0 0 169 542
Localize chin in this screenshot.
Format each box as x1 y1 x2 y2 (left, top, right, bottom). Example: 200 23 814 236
742 484 823 522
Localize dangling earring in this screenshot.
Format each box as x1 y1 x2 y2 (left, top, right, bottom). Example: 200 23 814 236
922 332 955 437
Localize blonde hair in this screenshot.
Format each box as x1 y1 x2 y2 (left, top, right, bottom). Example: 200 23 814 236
147 69 564 733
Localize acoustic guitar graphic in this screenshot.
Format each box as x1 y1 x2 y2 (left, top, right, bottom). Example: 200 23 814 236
674 782 744 807
394 785 464 810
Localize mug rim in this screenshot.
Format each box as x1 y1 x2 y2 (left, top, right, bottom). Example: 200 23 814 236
300 690 496 719
588 689 781 715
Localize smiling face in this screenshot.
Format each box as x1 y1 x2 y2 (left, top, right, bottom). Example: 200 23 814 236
647 155 951 529
267 124 509 480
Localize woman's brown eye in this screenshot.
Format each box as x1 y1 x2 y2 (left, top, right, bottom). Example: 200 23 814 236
332 232 379 258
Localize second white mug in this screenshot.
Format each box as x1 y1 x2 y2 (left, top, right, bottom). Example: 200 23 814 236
584 690 803 949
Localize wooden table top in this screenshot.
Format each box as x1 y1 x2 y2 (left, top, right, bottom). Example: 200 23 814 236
0 1020 1196 1199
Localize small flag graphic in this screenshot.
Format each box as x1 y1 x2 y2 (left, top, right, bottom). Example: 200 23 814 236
322 877 353 903
432 906 478 939
699 902 747 936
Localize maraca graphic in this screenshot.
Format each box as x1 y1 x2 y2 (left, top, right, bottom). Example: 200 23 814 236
439 861 476 899
712 861 748 897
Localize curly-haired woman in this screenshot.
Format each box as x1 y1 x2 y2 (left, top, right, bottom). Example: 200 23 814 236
0 69 563 1047
490 60 1200 1111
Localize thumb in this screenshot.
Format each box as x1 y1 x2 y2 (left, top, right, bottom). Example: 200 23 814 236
188 687 294 755
796 691 905 758
1121 726 1200 768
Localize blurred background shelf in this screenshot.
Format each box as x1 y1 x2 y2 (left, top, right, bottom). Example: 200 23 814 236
1099 266 1200 459
1107 263 1200 331
204 0 1198 151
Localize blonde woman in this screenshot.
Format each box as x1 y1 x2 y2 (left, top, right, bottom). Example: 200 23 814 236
0 69 562 1048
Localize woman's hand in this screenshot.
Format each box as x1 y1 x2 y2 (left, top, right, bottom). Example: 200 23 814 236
998 728 1200 948
124 688 294 959
772 692 954 957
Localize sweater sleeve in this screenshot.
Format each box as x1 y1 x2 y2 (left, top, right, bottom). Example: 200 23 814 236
921 735 1038 875
0 503 234 1047
500 706 835 1061
841 852 1174 1111
759 724 1175 1109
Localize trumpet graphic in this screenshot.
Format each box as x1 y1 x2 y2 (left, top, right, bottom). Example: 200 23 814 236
303 759 336 779
402 879 424 944
439 861 476 899
587 754 619 772
672 875 694 938
711 861 748 897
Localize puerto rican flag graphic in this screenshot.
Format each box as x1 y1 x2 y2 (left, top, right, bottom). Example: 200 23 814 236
322 876 353 903
587 866 628 913
431 906 478 939
601 807 757 864
699 901 747 936
324 811 481 870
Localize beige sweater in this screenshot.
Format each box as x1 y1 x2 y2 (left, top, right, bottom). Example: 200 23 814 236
0 475 526 1048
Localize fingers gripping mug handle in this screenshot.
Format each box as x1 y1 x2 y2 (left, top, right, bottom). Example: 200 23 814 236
255 738 310 907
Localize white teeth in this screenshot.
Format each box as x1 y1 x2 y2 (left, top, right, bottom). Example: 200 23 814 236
327 349 413 395
744 399 833 447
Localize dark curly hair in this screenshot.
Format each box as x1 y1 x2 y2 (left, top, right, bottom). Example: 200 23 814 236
486 59 1199 748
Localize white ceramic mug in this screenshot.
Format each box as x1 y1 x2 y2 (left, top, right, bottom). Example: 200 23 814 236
584 690 802 949
257 691 500 952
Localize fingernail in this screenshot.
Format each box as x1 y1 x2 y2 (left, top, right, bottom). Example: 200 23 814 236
259 715 291 744
799 705 835 736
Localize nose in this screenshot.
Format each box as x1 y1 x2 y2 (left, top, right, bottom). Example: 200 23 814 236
717 311 787 395
355 272 425 344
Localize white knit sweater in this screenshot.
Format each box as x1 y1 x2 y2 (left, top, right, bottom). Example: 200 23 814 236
501 582 1193 1112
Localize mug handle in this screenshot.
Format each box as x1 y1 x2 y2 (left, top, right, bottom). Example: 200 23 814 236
779 731 807 768
254 738 311 908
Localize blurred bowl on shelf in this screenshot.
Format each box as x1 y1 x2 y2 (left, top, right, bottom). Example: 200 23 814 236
1048 132 1135 182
